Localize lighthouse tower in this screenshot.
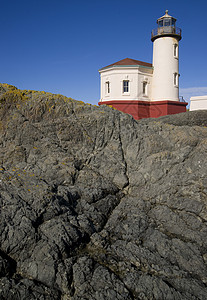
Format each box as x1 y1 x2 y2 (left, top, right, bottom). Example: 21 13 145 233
98 10 187 120
151 10 182 101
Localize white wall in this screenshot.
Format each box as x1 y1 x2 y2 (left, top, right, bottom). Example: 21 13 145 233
152 36 179 101
138 67 153 101
99 66 153 102
190 96 207 111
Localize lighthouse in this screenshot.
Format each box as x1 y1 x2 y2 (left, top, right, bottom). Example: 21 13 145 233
151 10 181 101
98 10 187 120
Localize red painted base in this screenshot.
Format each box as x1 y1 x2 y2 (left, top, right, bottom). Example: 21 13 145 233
98 100 187 120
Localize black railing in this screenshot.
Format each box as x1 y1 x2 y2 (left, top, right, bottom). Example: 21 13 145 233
179 96 186 103
151 26 182 40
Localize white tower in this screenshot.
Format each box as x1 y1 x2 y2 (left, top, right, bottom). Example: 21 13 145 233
151 10 182 101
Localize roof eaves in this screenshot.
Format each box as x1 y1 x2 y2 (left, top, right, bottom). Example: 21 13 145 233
99 64 153 72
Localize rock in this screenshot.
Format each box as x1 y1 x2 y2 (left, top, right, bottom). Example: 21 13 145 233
0 83 207 299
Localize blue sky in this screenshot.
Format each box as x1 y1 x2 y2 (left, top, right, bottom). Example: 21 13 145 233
1 0 207 105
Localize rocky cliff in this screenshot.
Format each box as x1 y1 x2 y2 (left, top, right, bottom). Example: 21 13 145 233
0 83 207 299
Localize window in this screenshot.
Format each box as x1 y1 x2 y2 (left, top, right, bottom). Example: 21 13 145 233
174 44 178 57
174 73 178 86
158 20 163 27
123 80 129 93
105 81 110 94
164 18 170 26
143 82 147 95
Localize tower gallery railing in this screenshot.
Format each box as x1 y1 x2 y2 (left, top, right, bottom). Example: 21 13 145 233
151 27 182 39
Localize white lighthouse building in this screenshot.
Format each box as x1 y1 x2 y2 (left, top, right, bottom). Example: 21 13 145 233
151 10 181 101
98 10 187 120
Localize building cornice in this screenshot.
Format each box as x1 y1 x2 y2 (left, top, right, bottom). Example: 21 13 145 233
99 64 153 73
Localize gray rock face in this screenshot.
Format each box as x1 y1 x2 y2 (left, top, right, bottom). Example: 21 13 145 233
0 83 207 299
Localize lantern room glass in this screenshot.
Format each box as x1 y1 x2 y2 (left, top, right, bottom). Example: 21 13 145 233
158 18 176 28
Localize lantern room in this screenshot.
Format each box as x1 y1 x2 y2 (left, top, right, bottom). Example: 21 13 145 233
151 10 181 41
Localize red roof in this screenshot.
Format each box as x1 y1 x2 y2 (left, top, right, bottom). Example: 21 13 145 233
100 58 152 70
